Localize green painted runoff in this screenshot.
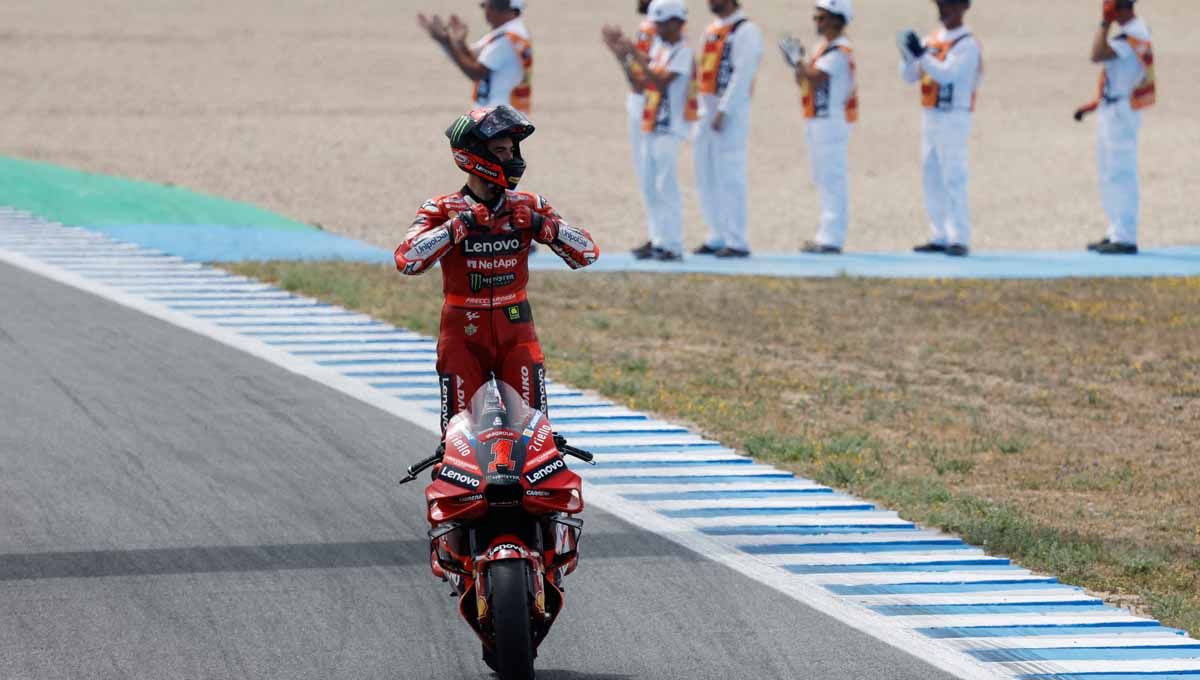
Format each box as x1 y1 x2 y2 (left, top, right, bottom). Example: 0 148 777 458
0 156 311 230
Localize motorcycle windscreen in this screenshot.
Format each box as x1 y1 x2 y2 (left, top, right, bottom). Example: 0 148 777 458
446 378 539 437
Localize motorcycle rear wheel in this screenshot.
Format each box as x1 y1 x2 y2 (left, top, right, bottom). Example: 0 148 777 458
489 560 535 680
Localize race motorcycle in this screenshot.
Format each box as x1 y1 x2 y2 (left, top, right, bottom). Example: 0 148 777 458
399 379 593 680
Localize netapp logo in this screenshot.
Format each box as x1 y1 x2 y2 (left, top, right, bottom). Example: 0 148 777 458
462 237 522 256
524 458 565 485
467 257 519 270
439 466 481 489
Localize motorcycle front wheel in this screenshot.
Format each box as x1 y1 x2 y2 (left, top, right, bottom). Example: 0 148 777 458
488 560 535 680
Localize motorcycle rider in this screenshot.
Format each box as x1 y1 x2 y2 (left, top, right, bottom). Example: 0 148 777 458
394 105 600 432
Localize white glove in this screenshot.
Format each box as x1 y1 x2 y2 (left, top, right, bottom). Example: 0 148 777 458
778 34 805 67
897 29 920 62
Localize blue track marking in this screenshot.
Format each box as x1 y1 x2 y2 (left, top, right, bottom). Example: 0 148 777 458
971 645 1200 663
582 459 749 469
551 415 651 424
526 247 1200 280
583 443 727 453
290 350 436 356
742 539 968 555
243 330 407 337
349 371 439 378
129 288 272 295
318 358 432 366
703 524 919 536
554 428 689 437
212 320 381 326
827 579 1062 596
1018 673 1200 680
919 623 1185 639
585 474 796 485
785 560 1014 574
168 303 329 310
622 488 835 500
662 504 875 517
262 338 431 346
150 296 299 302
369 380 437 389
873 602 1110 616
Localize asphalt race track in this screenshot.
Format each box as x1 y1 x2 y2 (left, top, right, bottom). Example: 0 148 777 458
0 261 960 680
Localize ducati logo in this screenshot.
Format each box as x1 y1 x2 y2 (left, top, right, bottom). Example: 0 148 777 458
464 323 478 336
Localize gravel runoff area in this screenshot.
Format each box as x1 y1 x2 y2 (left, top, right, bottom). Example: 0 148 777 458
1 0 1196 254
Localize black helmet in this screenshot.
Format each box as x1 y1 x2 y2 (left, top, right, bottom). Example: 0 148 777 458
446 105 535 190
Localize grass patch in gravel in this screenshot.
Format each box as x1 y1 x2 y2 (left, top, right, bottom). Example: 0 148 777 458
227 261 1200 636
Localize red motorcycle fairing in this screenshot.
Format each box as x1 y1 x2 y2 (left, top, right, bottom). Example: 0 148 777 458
426 409 584 526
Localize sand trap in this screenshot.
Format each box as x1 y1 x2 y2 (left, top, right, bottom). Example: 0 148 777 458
0 0 1195 253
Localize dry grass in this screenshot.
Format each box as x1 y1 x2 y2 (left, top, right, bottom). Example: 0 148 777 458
227 261 1200 636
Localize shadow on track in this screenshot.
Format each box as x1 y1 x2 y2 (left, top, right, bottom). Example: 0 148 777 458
0 531 695 581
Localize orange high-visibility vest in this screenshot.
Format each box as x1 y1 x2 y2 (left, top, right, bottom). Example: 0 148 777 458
801 39 858 123
1099 35 1156 110
628 19 657 87
472 31 534 114
697 18 748 96
635 18 657 57
641 44 699 132
920 33 981 112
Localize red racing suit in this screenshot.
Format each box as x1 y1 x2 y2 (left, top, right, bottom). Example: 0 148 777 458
394 187 599 432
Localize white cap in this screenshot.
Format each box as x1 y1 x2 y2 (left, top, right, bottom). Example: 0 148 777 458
649 0 688 23
815 0 853 24
507 0 525 10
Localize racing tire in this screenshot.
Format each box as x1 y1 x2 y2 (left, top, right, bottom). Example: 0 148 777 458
489 560 535 680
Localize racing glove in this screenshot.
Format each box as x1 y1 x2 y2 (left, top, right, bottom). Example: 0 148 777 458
448 203 492 244
512 204 559 244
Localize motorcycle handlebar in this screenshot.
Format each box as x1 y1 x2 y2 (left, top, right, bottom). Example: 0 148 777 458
399 439 596 486
398 444 445 485
561 444 596 465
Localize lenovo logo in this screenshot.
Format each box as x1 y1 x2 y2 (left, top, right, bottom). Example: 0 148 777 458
439 466 481 489
462 237 522 256
524 458 565 485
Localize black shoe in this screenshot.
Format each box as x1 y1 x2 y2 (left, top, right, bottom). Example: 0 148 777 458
1087 238 1111 252
801 240 842 255
693 243 722 255
652 247 682 262
1094 241 1138 255
714 247 751 258
913 242 948 254
945 244 970 257
631 241 655 260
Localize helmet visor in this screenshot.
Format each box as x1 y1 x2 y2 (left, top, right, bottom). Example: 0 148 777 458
475 105 535 143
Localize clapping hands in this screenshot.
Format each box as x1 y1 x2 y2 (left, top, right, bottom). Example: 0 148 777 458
418 13 469 46
601 24 632 58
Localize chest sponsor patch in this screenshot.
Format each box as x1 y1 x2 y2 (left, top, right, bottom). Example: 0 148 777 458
468 271 518 293
466 257 520 271
461 234 523 256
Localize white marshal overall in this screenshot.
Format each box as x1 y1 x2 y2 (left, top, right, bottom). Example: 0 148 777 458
640 40 695 256
1097 17 1154 247
803 36 857 250
694 10 764 254
901 26 981 251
